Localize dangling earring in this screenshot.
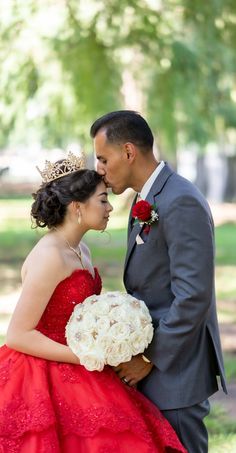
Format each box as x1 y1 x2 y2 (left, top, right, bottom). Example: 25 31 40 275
77 212 82 224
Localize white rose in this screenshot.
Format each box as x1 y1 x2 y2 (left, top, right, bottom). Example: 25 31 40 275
106 341 132 366
130 298 142 310
82 312 96 331
129 314 142 327
79 351 105 371
90 301 110 316
143 324 154 345
80 295 100 312
67 315 88 334
106 291 125 301
129 331 146 355
95 317 110 333
73 305 87 319
71 331 96 353
66 317 79 343
109 305 129 321
137 299 147 310
108 322 131 340
83 294 99 304
96 334 113 356
138 316 150 328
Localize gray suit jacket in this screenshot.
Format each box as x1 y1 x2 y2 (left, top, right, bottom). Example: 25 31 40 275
124 164 227 410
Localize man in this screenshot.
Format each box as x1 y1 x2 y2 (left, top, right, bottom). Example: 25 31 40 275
90 110 227 453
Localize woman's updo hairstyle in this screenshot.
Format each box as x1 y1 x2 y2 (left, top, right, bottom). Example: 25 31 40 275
31 162 103 228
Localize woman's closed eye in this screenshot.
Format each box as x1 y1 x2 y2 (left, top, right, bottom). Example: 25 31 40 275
98 192 109 204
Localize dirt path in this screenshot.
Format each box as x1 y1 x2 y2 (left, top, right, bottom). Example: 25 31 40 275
219 323 236 353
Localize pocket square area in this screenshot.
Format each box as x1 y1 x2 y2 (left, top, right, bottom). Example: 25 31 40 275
136 234 144 244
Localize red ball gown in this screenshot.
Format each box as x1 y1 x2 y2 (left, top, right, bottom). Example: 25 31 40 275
0 269 187 452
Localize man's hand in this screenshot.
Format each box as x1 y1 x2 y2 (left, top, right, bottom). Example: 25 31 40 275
113 354 153 387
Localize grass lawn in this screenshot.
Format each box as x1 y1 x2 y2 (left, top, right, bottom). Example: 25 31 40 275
209 434 236 452
215 223 236 265
207 404 236 452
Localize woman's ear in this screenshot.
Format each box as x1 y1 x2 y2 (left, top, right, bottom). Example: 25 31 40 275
71 201 80 214
71 201 82 224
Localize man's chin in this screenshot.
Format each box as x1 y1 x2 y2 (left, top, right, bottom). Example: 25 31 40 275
111 187 125 195
107 182 126 194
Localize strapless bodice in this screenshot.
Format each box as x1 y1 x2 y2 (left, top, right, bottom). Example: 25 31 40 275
36 268 102 344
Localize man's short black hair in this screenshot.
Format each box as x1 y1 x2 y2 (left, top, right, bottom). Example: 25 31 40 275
90 110 154 153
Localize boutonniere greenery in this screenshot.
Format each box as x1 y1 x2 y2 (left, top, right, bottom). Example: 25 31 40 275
132 199 159 234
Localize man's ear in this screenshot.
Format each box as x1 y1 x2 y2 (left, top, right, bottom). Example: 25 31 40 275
123 142 137 163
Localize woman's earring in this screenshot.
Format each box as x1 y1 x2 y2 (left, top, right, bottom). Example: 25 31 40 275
78 212 82 224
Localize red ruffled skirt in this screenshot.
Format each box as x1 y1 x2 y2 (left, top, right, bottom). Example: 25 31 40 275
0 345 186 452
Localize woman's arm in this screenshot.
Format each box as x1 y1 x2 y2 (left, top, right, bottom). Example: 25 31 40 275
6 246 80 364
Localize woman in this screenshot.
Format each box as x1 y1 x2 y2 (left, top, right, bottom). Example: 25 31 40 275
0 154 186 452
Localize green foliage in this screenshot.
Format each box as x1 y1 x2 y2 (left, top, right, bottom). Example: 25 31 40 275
206 404 236 435
0 0 236 154
0 0 123 149
52 31 122 144
209 434 236 453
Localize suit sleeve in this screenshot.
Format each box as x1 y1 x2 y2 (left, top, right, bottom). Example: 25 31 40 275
145 195 215 372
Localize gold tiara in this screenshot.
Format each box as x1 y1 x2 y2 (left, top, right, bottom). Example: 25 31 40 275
36 151 86 183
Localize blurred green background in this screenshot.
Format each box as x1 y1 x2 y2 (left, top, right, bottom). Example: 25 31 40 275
0 0 236 160
1 1 236 451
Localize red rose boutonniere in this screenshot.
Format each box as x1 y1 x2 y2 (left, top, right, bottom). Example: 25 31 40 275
132 200 159 234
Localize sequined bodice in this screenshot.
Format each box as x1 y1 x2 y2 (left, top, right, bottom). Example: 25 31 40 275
36 268 102 344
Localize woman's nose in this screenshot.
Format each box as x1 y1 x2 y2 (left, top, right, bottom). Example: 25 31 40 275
108 202 113 212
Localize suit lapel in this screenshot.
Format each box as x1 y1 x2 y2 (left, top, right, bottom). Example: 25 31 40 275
124 163 174 275
124 222 142 269
127 193 139 237
148 163 173 198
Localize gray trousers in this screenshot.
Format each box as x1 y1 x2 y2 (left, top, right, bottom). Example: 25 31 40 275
161 400 210 453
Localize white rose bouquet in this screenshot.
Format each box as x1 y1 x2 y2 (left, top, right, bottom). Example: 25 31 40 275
65 291 153 371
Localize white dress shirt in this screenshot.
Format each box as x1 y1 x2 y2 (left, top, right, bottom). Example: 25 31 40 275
139 161 165 200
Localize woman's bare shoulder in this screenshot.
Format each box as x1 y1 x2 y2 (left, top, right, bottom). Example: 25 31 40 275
21 234 66 283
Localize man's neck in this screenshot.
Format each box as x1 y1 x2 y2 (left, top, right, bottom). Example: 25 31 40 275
132 160 160 193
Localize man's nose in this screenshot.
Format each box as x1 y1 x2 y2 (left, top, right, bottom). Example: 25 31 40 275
96 160 105 175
